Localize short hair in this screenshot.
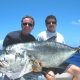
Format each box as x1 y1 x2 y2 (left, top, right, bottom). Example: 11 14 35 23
45 15 57 24
21 15 35 27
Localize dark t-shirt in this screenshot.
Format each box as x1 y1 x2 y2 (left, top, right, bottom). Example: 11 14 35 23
3 30 36 47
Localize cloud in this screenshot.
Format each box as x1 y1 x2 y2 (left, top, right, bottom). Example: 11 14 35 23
71 19 80 25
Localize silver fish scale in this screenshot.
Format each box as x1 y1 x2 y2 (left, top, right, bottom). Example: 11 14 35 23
0 41 79 79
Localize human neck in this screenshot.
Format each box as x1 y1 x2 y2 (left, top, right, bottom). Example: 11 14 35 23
47 30 56 33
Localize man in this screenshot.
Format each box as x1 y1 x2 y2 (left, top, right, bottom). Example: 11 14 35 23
3 15 37 80
3 16 36 47
37 15 80 80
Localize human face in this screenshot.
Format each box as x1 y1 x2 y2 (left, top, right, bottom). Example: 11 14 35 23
46 18 56 32
22 18 34 35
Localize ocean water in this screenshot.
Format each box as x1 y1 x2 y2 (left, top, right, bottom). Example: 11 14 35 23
66 52 80 67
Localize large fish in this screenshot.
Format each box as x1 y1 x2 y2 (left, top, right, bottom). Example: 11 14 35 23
0 40 80 79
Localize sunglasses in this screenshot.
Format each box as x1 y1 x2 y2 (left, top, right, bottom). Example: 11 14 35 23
46 21 56 24
22 23 33 27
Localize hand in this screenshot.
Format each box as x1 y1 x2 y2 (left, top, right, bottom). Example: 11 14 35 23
45 71 55 80
66 65 80 80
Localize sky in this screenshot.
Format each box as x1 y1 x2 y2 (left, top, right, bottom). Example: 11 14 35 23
0 0 80 49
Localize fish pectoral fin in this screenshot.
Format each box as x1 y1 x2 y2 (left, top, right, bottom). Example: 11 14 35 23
32 60 43 72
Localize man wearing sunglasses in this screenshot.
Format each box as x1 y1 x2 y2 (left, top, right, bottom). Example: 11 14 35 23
3 15 36 47
2 15 37 80
37 15 80 80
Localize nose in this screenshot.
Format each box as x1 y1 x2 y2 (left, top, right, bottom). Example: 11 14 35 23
24 24 29 27
50 22 53 25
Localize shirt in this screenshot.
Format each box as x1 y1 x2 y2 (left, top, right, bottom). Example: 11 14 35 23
37 30 65 43
3 30 36 47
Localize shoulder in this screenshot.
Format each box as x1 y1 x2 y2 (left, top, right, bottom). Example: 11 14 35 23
56 32 65 43
7 30 21 37
37 31 46 38
37 31 47 38
37 31 46 36
5 30 21 39
8 30 21 35
37 31 47 41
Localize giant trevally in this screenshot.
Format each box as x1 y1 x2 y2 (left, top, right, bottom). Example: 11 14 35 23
0 40 80 79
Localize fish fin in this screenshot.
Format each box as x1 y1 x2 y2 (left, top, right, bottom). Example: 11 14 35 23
32 60 43 72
